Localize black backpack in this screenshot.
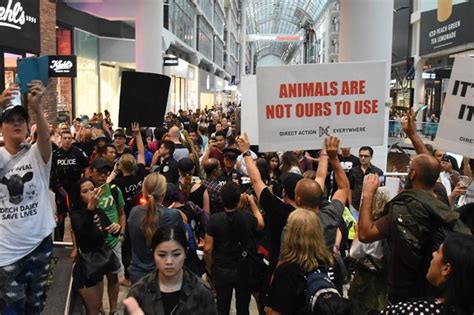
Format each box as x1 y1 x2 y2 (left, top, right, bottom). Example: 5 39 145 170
305 266 339 313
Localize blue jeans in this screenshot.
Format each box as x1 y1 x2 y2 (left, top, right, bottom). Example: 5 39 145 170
0 236 53 315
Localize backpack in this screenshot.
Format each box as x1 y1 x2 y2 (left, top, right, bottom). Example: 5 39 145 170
305 266 340 313
384 189 470 296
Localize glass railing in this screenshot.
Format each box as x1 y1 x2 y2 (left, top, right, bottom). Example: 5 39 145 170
388 120 439 140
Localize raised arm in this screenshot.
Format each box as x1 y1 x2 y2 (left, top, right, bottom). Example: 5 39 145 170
358 174 384 242
402 109 430 155
236 133 266 200
28 81 51 163
326 137 350 204
315 149 328 193
131 122 145 165
248 194 264 231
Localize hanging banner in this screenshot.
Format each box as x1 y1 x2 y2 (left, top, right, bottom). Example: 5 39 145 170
434 57 474 158
256 61 387 152
241 75 258 145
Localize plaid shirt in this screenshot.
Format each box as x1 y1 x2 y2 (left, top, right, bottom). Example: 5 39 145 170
202 179 224 214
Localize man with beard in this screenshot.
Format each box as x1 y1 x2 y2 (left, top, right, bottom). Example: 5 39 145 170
358 154 470 303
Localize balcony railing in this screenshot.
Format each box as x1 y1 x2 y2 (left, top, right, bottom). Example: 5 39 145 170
389 120 439 140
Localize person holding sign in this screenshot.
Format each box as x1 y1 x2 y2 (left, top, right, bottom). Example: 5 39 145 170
0 81 56 314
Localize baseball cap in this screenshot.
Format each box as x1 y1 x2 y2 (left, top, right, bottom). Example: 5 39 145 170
178 157 195 173
94 134 109 144
223 147 240 160
281 172 303 201
113 129 126 138
90 158 113 172
0 105 29 124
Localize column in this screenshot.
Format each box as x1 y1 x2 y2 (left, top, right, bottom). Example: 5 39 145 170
249 43 255 75
240 0 247 78
135 0 163 74
339 0 394 172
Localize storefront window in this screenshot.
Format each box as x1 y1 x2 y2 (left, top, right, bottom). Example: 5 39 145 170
3 53 22 88
74 30 99 118
187 65 198 110
56 26 73 124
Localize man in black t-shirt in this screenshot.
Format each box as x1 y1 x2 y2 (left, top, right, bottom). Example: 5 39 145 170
204 182 264 315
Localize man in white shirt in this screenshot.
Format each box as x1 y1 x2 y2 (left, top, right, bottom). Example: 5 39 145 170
0 81 55 314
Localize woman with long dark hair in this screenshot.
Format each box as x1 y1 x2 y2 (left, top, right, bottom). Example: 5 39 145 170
70 178 120 314
382 233 474 315
280 151 302 175
127 173 184 283
125 226 217 314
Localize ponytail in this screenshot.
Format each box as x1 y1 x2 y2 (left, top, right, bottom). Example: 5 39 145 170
181 173 192 198
140 173 167 246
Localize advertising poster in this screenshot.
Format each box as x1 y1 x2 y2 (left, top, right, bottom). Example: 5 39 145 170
434 57 474 158
256 61 387 152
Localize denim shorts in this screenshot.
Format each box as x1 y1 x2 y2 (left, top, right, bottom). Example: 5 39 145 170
0 235 53 315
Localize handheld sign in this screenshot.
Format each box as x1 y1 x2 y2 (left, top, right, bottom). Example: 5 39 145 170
434 57 474 158
118 71 171 128
256 61 387 152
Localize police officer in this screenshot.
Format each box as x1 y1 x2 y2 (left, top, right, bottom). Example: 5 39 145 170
51 130 89 240
218 148 242 185
154 140 179 184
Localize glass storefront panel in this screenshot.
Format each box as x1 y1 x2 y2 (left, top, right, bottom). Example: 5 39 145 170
74 30 99 118
187 66 198 110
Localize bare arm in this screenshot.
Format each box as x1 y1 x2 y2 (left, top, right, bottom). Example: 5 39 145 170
151 150 160 167
326 137 350 204
462 157 472 178
203 234 214 273
200 143 212 166
315 150 328 193
358 174 384 242
28 81 51 163
248 195 264 231
131 122 145 165
236 133 266 200
402 110 430 155
202 188 211 216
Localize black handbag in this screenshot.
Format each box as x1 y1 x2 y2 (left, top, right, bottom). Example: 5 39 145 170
78 246 121 281
226 212 267 291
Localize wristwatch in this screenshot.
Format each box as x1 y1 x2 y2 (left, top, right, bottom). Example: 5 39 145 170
242 151 252 157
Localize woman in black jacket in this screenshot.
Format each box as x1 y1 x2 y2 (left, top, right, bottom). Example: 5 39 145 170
70 178 120 315
126 225 217 315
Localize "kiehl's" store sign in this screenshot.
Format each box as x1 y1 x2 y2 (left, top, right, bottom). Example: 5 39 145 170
0 0 40 53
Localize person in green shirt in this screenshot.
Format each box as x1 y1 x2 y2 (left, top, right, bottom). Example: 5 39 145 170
90 157 126 315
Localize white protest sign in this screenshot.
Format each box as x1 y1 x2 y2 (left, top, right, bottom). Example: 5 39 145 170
434 57 474 158
256 61 387 152
241 75 258 145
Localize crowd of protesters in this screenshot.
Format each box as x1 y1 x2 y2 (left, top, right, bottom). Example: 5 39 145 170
0 82 473 315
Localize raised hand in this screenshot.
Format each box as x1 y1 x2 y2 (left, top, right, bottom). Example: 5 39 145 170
362 173 380 198
27 80 46 108
0 84 20 107
87 187 102 210
131 122 140 137
236 132 251 154
401 109 416 136
324 136 340 159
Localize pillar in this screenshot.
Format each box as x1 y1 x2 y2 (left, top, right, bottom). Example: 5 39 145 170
339 0 393 171
135 0 163 74
249 43 255 75
240 0 247 78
